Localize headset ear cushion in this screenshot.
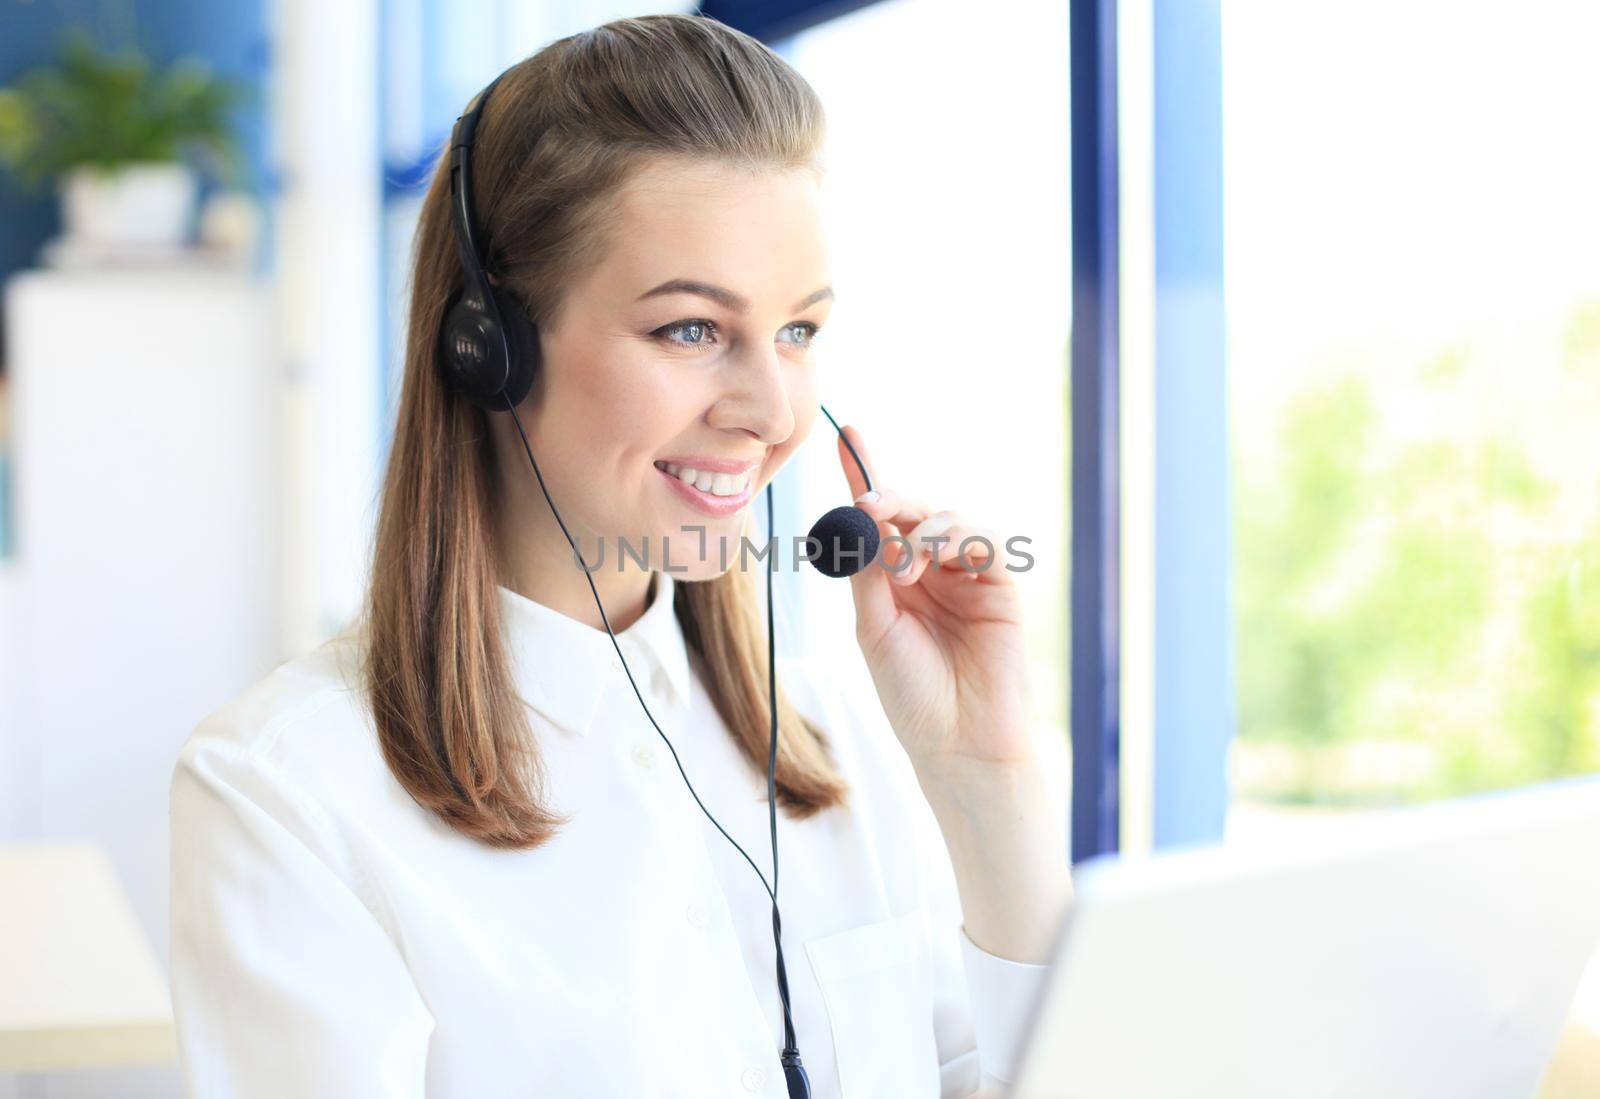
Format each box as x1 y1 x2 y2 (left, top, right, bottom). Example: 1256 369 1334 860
492 286 540 408
440 300 509 409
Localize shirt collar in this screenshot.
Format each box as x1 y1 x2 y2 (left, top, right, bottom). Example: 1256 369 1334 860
496 570 693 738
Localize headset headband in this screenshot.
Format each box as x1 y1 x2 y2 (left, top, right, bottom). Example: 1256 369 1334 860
447 72 508 313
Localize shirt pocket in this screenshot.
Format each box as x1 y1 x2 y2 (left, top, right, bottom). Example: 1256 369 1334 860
804 909 940 1097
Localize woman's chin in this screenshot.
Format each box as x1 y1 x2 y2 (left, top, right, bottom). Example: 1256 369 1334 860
652 528 757 582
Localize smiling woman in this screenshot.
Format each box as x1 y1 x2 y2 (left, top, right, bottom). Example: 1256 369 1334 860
168 13 1064 1099
498 155 834 583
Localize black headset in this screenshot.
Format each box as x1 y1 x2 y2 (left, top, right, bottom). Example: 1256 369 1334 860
440 72 539 412
435 68 901 1099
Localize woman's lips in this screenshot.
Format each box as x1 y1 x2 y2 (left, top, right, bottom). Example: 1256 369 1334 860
654 456 760 474
654 462 757 518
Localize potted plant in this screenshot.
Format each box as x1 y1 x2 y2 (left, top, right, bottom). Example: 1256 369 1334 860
0 28 247 251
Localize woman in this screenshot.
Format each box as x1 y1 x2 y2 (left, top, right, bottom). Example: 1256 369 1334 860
170 14 1071 1098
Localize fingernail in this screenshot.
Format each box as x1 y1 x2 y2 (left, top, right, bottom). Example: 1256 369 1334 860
855 491 879 504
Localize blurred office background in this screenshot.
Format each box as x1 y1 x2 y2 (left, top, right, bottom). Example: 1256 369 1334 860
0 0 1596 1094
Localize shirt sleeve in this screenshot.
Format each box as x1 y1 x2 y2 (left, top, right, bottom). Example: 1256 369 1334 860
169 734 435 1097
956 925 1054 1088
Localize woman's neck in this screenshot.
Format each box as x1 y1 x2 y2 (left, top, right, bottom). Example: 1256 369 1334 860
495 502 656 635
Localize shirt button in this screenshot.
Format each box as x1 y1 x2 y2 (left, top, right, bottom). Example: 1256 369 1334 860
609 651 623 671
632 744 654 769
685 901 709 929
741 1067 766 1091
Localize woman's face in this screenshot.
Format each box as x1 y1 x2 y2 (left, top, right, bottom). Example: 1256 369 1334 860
508 157 832 581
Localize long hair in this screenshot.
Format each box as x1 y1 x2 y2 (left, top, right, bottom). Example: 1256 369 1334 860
360 14 850 849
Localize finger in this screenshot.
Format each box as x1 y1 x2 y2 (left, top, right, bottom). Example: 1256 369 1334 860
835 425 933 537
926 524 1004 577
891 515 1012 587
845 531 899 648
836 424 878 501
885 511 958 587
853 486 934 535
905 511 961 546
939 527 1017 586
833 428 900 641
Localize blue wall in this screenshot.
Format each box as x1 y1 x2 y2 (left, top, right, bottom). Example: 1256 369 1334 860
0 0 270 289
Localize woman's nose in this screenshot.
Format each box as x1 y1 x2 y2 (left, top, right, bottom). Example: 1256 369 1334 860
708 346 796 444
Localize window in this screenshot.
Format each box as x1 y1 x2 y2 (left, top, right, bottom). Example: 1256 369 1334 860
781 0 1073 761
1221 1 1600 839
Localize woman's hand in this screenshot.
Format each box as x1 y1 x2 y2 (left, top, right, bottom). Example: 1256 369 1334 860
834 425 1071 966
834 424 1035 775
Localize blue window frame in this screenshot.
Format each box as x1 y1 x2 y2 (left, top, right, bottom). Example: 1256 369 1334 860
698 0 890 41
1074 0 1231 860
1069 0 1123 864
1149 0 1230 848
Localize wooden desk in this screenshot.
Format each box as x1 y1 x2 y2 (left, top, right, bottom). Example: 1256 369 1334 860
0 841 176 1071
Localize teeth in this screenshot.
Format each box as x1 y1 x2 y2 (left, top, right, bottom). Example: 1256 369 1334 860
658 462 752 497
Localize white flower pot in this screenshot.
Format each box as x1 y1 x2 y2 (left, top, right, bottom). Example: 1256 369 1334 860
59 162 198 248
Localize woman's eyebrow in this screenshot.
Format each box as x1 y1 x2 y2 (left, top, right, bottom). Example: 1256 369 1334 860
636 279 834 315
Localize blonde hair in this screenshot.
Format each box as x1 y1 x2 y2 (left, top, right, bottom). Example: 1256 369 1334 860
360 14 850 848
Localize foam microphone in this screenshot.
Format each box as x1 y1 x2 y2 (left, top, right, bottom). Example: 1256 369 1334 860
807 506 880 579
809 406 881 579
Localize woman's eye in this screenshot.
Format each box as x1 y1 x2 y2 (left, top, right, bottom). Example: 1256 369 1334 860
654 319 719 349
652 319 822 352
779 322 821 349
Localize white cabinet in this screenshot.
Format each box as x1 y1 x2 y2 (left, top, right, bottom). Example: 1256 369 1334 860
2 268 283 981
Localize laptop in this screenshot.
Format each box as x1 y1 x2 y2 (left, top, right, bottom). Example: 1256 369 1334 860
1008 777 1600 1099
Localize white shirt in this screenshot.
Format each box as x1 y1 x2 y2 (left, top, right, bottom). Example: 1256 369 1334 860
169 570 1053 1097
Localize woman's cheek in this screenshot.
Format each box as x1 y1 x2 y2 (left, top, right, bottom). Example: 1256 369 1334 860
602 363 685 437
